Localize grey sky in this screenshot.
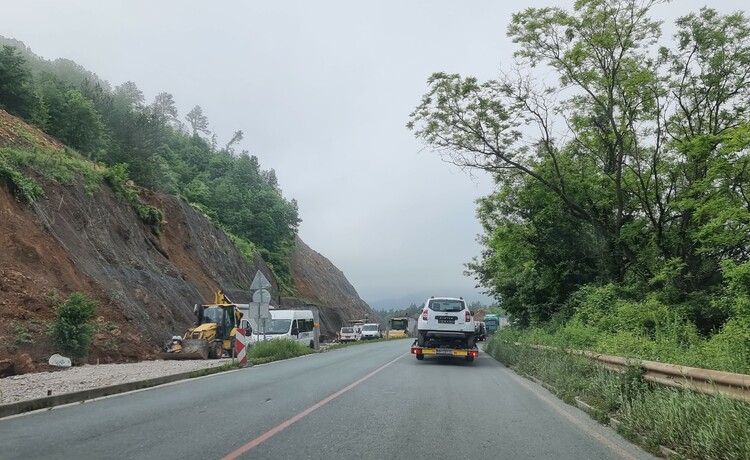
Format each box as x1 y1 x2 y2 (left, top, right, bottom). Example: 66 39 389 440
2 1 746 307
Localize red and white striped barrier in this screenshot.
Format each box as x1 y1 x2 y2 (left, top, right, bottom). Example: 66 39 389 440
235 328 248 366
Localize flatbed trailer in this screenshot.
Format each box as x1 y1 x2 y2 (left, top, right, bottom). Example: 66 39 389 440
410 342 479 362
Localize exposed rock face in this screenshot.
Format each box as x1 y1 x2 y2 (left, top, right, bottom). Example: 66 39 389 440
286 238 379 338
0 109 374 373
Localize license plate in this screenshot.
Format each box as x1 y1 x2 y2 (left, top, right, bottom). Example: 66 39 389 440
436 316 456 324
451 350 468 356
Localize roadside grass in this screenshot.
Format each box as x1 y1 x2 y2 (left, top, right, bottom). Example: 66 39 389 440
486 333 750 459
249 339 314 365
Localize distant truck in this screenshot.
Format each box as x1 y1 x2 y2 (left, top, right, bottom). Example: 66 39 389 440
484 314 500 334
412 296 479 363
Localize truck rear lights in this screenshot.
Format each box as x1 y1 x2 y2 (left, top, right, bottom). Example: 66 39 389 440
411 347 422 355
469 350 479 357
422 309 429 320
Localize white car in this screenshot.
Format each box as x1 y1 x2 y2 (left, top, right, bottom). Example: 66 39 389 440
416 296 475 350
339 326 358 342
361 323 381 339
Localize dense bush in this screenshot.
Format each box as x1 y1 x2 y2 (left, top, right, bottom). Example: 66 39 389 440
49 292 98 361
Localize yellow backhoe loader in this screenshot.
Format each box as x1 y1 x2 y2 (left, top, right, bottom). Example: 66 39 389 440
159 290 244 360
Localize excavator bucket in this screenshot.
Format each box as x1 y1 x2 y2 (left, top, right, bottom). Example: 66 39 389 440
158 339 209 360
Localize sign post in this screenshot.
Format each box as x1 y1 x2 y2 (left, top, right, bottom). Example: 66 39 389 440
250 271 272 340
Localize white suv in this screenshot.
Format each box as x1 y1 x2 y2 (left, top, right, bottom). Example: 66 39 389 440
417 296 475 349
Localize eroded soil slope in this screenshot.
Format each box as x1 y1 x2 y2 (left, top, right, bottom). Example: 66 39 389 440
0 176 273 375
0 109 374 374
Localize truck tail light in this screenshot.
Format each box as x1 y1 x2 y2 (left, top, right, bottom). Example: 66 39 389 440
422 309 429 321
465 310 471 322
469 349 479 357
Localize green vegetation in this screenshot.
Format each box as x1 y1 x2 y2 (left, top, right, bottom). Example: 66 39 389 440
12 321 33 346
0 38 300 285
48 292 98 361
486 338 750 459
409 1 750 371
249 339 314 364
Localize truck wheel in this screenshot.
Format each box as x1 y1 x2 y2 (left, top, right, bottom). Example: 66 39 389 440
416 353 424 361
466 334 475 349
465 355 474 363
417 331 426 347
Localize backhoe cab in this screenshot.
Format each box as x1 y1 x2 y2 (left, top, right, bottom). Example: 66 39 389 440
161 290 244 360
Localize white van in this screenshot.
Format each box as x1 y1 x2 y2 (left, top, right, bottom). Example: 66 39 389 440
240 309 317 349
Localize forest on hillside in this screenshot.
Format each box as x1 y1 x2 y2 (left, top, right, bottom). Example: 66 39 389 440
0 37 300 285
410 2 750 371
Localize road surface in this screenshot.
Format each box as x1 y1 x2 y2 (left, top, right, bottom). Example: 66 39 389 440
1 340 655 459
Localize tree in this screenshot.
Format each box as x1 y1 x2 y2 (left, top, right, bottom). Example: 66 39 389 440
151 91 179 124
410 1 750 331
113 81 144 110
0 45 34 118
224 129 244 152
409 0 664 284
185 105 210 136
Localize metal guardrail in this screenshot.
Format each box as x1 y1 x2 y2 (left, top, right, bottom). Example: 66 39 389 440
523 344 750 402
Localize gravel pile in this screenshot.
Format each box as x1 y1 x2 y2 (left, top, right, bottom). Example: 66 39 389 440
0 359 234 405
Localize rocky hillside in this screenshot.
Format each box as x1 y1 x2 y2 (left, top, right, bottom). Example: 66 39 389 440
0 109 375 375
285 238 381 338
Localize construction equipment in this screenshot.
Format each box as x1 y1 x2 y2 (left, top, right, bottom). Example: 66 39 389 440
159 290 243 360
385 316 414 339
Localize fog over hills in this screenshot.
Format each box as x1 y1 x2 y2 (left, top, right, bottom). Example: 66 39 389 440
365 289 494 311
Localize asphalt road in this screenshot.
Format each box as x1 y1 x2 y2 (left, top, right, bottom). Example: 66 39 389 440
1 340 656 460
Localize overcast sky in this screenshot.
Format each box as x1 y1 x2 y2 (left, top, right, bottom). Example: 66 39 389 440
2 0 746 307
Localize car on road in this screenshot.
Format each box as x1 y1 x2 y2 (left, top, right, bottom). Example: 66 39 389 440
361 323 381 339
339 326 358 342
417 296 475 350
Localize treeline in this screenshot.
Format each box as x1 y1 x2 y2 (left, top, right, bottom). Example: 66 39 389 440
0 37 299 283
409 1 750 365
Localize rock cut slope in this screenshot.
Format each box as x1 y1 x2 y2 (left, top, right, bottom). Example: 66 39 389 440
0 109 376 374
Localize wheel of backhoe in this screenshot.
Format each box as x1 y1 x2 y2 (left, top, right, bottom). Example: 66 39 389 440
209 341 223 359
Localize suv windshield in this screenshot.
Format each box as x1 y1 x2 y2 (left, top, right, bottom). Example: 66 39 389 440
341 327 354 334
363 325 378 331
428 299 465 312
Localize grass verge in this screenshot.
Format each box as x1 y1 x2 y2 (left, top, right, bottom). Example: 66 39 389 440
249 339 314 365
485 333 750 459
